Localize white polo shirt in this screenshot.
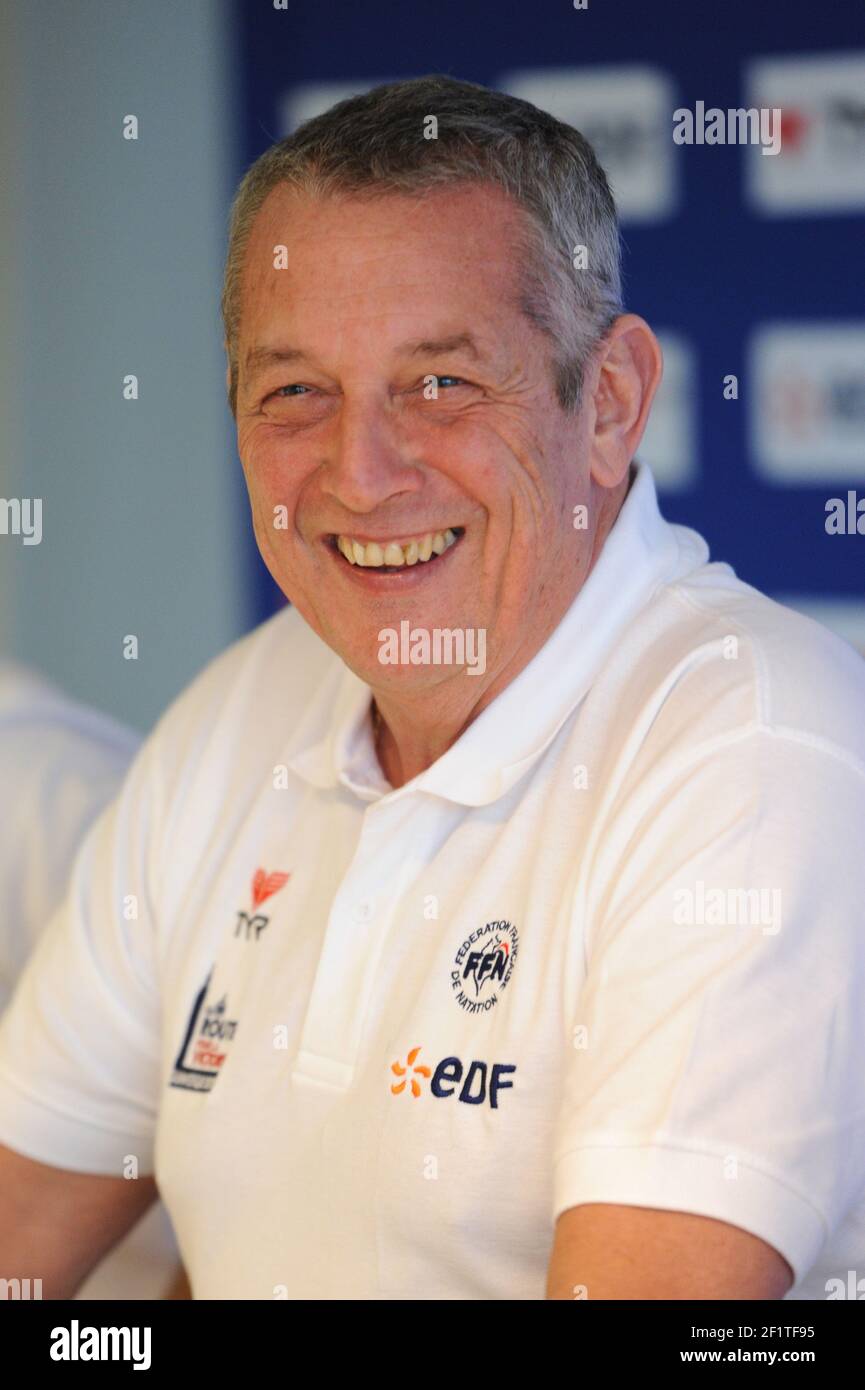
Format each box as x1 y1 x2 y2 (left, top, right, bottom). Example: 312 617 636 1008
1 463 864 1301
0 662 180 1300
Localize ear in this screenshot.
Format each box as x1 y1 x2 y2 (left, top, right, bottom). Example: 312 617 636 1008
587 314 663 489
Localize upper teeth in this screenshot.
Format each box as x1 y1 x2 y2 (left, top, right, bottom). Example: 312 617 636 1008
337 528 459 567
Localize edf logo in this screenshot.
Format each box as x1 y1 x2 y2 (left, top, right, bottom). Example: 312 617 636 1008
390 1047 515 1108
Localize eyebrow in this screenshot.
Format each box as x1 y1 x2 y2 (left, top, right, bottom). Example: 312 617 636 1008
397 332 483 361
243 345 308 378
243 332 485 382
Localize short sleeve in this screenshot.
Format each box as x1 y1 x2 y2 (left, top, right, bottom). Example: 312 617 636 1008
0 736 164 1175
553 729 865 1287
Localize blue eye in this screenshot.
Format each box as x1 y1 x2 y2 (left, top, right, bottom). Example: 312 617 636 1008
434 376 465 389
276 384 311 397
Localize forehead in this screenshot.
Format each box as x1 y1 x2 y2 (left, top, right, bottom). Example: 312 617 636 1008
237 181 533 350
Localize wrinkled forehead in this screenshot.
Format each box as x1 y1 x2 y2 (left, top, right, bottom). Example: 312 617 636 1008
236 181 535 353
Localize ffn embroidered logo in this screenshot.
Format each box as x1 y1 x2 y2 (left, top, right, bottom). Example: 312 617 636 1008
235 867 291 942
450 919 519 1014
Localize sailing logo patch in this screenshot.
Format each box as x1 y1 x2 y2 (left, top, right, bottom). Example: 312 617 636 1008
169 973 240 1092
450 919 519 1014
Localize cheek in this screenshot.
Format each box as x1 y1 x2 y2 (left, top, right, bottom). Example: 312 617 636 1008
436 416 524 509
240 430 309 518
477 411 569 506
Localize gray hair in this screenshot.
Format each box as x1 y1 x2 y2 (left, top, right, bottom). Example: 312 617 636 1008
221 74 623 416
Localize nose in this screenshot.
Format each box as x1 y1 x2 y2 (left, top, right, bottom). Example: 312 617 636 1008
319 395 422 514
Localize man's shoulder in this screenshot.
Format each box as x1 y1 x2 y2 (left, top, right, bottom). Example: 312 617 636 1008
617 561 865 778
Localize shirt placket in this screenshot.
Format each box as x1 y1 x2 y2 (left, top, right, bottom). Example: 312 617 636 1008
291 794 420 1091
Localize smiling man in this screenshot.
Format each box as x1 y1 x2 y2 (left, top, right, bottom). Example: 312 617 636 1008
1 75 865 1302
233 174 632 786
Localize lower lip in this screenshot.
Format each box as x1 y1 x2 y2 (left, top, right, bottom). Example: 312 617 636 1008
324 535 464 589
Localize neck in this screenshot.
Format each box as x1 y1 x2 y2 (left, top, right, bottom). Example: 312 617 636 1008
371 469 632 788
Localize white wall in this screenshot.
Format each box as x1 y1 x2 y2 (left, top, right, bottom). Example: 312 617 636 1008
0 0 250 732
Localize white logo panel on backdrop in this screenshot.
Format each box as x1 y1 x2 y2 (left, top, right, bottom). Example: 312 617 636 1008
749 324 865 482
498 65 679 223
746 53 865 214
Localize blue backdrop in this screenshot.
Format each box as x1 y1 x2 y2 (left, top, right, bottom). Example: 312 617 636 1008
230 0 865 636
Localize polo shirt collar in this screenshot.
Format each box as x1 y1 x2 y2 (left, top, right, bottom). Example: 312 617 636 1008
285 463 707 807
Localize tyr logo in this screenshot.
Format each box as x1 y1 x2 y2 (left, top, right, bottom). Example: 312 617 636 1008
234 866 291 942
234 911 269 942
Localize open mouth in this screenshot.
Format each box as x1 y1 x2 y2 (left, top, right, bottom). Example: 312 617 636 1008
328 527 465 573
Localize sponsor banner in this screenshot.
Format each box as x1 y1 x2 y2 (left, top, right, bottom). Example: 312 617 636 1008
748 323 865 481
746 53 865 214
499 65 679 222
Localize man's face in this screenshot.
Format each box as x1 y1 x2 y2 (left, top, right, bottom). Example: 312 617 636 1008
234 181 602 694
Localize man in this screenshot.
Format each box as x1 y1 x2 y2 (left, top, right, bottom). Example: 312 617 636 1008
0 661 180 1299
1 74 864 1300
